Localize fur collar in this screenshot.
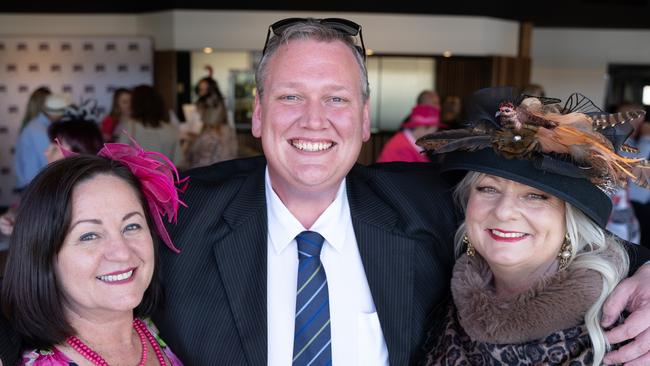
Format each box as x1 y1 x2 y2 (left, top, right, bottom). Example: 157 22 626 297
451 254 603 344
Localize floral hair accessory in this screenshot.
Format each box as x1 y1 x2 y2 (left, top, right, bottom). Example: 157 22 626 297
98 136 188 253
58 136 187 253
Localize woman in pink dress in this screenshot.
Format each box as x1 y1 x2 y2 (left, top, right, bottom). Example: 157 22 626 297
377 104 444 163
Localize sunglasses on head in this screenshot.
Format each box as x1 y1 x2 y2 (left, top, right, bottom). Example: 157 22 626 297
261 17 366 62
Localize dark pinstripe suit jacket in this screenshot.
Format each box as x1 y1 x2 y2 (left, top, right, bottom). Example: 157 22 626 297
152 156 458 365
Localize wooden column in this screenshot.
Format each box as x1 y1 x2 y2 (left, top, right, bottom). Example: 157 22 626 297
489 56 531 89
435 56 493 100
518 21 533 59
153 51 191 119
153 51 178 114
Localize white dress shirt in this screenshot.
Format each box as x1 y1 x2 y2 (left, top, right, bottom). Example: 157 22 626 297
266 168 389 365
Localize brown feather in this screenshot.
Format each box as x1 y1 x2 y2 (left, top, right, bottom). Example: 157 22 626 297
535 127 569 154
535 125 645 185
529 111 592 129
630 160 650 189
417 133 491 153
621 144 639 154
591 110 646 130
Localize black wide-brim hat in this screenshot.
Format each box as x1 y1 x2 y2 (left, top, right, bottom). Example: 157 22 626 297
439 149 612 228
418 86 648 230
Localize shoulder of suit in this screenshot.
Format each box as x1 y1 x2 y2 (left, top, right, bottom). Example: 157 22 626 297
353 161 450 188
181 155 266 184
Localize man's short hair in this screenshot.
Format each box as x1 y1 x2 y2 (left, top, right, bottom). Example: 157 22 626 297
255 19 369 102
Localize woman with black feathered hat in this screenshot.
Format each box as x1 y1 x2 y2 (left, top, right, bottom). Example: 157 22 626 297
417 87 649 365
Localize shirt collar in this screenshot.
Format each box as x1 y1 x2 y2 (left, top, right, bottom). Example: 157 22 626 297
265 167 349 255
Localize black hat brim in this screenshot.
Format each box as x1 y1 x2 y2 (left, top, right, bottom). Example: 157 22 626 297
440 148 612 229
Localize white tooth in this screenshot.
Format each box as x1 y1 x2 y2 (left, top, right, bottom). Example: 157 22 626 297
491 230 524 238
292 140 332 151
99 270 133 282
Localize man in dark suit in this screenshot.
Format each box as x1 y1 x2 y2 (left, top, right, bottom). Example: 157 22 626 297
152 19 456 365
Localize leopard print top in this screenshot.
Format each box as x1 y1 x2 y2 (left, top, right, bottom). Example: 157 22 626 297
420 305 593 366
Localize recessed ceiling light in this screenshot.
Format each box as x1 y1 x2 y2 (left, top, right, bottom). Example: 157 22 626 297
442 51 452 58
203 47 213 54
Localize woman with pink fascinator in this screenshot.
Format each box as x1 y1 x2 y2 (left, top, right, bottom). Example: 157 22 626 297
1 141 185 366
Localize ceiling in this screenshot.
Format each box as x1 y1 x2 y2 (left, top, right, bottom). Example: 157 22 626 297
2 0 650 29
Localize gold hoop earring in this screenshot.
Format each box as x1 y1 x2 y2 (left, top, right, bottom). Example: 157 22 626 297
463 234 475 257
558 233 572 271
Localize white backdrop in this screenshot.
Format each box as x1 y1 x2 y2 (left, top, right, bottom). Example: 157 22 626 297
0 36 153 206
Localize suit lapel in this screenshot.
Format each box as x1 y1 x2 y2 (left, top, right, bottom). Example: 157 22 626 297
347 166 415 366
212 167 268 366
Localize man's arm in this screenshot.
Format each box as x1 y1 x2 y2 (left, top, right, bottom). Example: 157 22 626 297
601 243 650 365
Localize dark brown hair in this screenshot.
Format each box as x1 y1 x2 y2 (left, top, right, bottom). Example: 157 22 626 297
195 77 225 104
48 120 104 154
109 88 131 121
1 155 162 349
130 85 167 128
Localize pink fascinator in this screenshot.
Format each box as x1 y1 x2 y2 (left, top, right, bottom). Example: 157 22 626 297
59 137 187 253
97 138 187 253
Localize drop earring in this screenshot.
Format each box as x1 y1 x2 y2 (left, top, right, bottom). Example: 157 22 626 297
463 234 475 257
558 233 572 270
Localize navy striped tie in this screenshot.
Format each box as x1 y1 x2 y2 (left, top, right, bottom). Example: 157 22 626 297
292 231 332 366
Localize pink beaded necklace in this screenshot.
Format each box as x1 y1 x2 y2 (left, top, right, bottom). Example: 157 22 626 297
66 318 167 366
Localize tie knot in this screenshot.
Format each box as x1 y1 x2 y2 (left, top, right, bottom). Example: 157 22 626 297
296 231 325 258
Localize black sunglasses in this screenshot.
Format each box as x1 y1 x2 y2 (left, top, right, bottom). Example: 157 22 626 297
261 17 366 62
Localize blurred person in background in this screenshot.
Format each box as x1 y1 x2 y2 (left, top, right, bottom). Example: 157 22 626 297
118 85 184 165
13 94 70 190
1 119 103 236
195 77 228 123
101 88 132 142
184 94 238 168
619 102 650 248
378 104 443 163
401 90 440 124
417 89 440 107
440 95 463 129
196 76 226 103
20 87 51 131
